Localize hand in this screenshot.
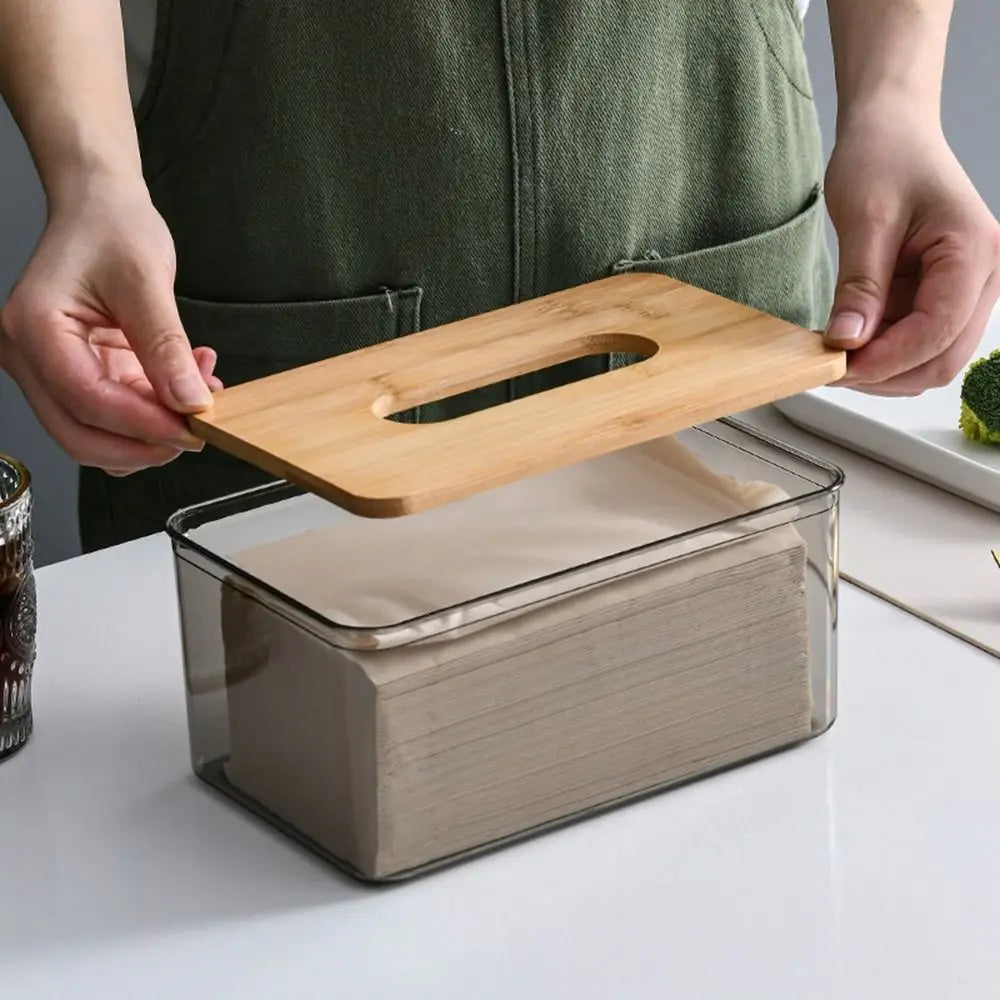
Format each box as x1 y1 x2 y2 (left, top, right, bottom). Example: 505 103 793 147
0 177 222 475
822 98 1000 395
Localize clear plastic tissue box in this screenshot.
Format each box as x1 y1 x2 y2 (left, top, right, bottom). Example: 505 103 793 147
170 418 843 881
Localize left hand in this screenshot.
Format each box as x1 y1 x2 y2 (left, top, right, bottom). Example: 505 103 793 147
823 97 1000 395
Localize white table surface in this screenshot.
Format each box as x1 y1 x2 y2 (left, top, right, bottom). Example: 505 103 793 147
2 532 999 999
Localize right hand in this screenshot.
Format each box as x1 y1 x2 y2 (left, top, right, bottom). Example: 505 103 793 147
0 177 222 476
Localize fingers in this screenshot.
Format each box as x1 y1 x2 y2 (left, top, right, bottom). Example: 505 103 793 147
18 311 203 450
848 274 999 396
8 356 183 472
106 264 213 413
194 346 224 393
2 294 222 475
0 193 223 474
844 234 993 387
824 207 905 351
92 330 223 394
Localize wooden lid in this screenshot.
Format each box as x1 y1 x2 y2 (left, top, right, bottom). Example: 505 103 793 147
189 273 845 517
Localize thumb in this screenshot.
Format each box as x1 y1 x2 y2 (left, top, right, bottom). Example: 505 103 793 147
112 270 212 412
825 213 902 350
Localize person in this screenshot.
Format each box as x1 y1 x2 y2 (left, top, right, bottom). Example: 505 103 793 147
0 1 997 552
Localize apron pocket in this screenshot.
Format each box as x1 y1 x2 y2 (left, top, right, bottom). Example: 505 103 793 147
610 185 832 335
745 0 813 100
176 286 423 388
126 285 427 527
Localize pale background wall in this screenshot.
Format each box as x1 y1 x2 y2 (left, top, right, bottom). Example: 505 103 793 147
1 2 998 566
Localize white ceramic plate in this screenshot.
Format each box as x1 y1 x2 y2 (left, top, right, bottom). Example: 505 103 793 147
775 307 1000 513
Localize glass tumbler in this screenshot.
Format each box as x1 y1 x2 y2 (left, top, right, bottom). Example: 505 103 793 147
0 454 36 760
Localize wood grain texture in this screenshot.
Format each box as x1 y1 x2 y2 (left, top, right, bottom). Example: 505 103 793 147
189 273 846 516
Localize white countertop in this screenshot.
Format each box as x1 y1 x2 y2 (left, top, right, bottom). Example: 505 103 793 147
2 530 999 999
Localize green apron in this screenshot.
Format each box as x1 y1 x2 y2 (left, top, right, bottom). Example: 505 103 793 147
79 0 833 551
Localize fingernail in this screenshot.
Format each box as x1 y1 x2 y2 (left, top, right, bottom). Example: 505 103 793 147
170 373 212 408
825 311 867 345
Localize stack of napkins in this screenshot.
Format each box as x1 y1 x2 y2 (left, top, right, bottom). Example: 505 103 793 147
218 435 813 879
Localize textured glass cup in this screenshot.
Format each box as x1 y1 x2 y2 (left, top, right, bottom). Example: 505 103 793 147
0 454 35 760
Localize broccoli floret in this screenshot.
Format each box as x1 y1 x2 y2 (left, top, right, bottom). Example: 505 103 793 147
959 349 1000 445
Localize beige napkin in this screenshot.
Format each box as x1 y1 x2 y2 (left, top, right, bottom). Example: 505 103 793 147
223 434 799 638
218 435 814 878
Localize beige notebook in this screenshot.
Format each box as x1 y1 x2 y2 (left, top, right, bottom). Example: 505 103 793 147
219 436 813 878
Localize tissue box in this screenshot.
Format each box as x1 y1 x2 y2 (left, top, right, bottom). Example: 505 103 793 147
170 419 842 881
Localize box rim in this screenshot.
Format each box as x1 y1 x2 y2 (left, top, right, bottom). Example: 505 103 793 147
167 418 844 649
